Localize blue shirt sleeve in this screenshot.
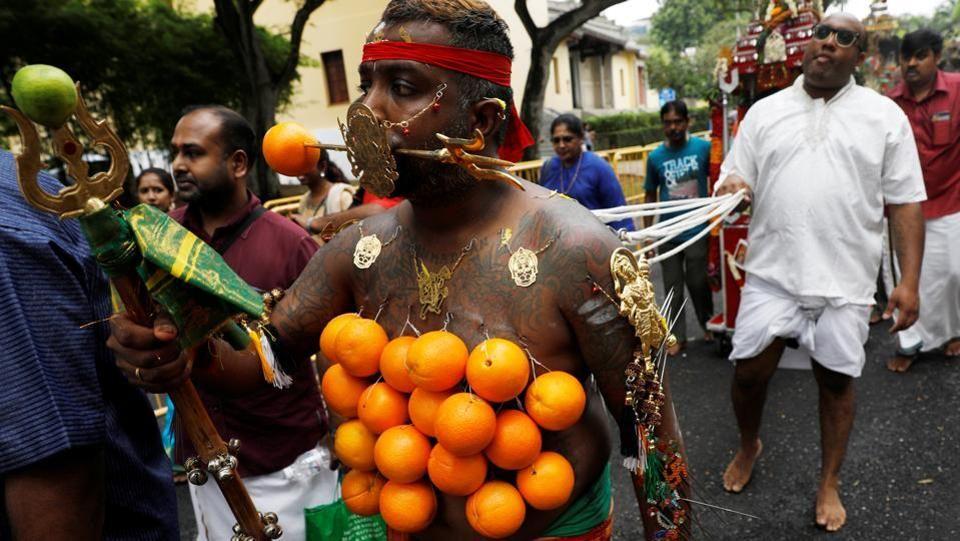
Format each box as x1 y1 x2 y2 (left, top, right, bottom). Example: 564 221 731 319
0 222 108 473
539 158 558 190
594 156 635 232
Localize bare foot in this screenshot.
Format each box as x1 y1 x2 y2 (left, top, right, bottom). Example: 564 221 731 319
886 354 914 372
945 339 960 357
815 482 847 532
667 340 685 356
722 439 762 493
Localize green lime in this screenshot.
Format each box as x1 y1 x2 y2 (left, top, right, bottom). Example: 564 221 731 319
11 64 78 128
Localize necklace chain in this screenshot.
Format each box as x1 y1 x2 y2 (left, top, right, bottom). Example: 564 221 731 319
381 83 448 130
559 153 583 194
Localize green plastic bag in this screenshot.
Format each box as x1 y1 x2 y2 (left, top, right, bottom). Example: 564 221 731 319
305 499 387 541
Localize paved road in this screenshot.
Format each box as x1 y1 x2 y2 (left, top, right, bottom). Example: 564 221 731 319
177 328 959 541
610 327 960 540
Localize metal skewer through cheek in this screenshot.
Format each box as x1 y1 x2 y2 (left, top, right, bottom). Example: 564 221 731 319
312 102 525 196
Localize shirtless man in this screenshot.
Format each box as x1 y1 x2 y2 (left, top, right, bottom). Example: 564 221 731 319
107 1 686 538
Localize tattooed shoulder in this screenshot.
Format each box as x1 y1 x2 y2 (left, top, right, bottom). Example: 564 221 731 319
527 195 636 413
272 208 403 354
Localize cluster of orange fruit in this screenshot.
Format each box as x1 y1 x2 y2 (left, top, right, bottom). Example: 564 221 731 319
319 313 588 538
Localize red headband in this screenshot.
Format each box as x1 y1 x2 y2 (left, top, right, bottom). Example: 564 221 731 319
362 40 534 162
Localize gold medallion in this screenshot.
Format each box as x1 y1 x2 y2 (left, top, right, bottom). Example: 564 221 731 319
508 247 539 288
416 262 453 319
354 235 382 269
412 238 476 319
500 230 558 288
611 248 677 369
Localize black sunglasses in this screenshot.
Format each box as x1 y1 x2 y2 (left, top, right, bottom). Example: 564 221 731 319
551 135 576 144
812 24 861 49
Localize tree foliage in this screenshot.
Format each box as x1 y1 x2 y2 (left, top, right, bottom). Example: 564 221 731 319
897 0 959 38
0 0 296 158
650 0 729 55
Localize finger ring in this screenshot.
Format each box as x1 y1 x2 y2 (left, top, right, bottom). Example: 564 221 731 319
136 367 144 381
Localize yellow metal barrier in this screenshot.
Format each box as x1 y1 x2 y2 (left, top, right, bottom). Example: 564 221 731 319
264 194 301 211
507 131 709 203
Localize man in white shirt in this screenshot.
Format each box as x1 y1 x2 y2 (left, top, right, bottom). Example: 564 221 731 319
715 14 926 532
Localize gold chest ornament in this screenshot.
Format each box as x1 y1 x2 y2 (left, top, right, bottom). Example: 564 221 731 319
353 235 382 269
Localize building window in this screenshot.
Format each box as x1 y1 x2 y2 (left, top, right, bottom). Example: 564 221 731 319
553 57 561 94
322 50 349 104
619 68 625 96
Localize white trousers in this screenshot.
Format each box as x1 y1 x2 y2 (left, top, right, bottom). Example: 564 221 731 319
190 448 338 541
892 212 960 353
731 275 871 377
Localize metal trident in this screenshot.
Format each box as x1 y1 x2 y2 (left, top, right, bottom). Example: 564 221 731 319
1 84 127 218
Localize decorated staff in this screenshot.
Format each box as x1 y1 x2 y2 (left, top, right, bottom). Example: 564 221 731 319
2 65 281 541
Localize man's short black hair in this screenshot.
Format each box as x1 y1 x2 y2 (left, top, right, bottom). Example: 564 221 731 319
901 28 944 59
660 100 688 121
550 113 583 137
181 105 257 167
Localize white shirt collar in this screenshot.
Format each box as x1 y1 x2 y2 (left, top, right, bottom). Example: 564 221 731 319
792 74 856 104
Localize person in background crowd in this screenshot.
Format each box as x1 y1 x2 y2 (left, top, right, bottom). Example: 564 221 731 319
643 100 714 353
290 148 357 238
886 28 960 372
0 149 178 540
300 187 400 238
541 113 634 231
582 121 595 151
136 167 176 212
715 14 925 531
135 105 334 540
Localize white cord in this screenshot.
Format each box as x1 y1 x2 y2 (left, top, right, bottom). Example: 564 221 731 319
626 192 743 242
593 193 741 222
588 190 746 264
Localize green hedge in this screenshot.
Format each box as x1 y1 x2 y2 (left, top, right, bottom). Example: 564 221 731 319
586 107 710 150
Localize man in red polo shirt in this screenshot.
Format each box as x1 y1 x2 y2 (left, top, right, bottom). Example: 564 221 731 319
887 29 960 372
168 105 334 539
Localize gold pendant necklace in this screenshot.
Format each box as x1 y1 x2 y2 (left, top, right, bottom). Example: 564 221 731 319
414 238 476 319
353 223 401 269
500 228 558 287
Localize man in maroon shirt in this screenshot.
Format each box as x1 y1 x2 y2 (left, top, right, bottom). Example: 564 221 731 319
168 106 333 539
887 29 960 372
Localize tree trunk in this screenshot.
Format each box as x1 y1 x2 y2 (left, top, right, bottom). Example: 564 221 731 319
520 46 554 161
215 0 325 200
243 87 280 199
